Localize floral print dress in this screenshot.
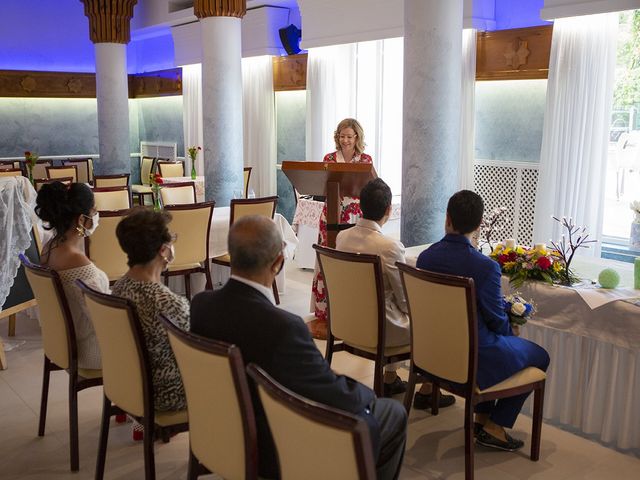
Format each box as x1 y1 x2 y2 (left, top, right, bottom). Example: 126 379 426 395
310 151 373 338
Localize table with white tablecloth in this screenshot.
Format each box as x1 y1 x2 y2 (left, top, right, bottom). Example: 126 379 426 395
405 246 640 454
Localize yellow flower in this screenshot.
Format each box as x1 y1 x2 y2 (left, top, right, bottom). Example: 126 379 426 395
553 261 563 272
503 261 517 271
516 246 525 255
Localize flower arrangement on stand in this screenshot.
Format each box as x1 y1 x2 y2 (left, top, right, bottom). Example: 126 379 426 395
24 151 39 185
549 216 596 286
150 172 163 212
490 243 565 287
503 293 535 336
630 201 640 248
187 146 201 180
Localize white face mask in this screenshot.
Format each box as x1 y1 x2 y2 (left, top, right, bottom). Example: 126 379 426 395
81 212 99 237
162 243 175 265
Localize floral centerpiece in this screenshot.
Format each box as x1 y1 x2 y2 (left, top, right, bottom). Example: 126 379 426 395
24 151 39 184
549 216 595 286
490 243 565 287
630 201 640 248
187 146 201 180
478 206 508 253
503 293 535 336
150 172 163 212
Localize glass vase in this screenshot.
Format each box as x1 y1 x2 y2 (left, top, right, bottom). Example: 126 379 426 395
27 165 34 185
190 159 196 180
153 187 162 212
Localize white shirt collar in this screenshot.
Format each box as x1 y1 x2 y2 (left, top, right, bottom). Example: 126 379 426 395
355 218 383 232
230 275 276 305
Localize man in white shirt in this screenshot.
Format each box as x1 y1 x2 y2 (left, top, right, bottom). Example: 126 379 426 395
336 178 455 408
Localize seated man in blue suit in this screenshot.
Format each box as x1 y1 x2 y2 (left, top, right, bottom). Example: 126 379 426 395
191 215 407 479
417 190 550 452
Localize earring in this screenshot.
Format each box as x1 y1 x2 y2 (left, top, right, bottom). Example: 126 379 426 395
76 225 85 237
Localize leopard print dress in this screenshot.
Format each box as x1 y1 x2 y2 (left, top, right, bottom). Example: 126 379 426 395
111 276 189 411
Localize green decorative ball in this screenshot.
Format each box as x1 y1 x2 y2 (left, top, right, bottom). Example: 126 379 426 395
598 268 620 289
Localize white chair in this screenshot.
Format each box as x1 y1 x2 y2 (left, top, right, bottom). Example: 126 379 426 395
85 209 130 283
160 181 196 206
63 158 93 184
46 165 78 183
131 156 156 205
93 186 133 210
93 173 130 188
158 160 185 178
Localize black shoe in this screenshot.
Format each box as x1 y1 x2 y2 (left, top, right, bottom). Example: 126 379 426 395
413 391 456 409
474 422 483 437
476 428 525 452
383 377 407 397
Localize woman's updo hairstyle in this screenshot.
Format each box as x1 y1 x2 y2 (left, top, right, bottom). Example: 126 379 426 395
35 182 94 236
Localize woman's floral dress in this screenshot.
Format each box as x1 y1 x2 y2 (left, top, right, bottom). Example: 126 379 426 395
309 151 373 339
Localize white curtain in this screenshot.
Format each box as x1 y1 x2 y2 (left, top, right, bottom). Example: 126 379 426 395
460 29 477 190
533 13 618 254
242 55 277 197
305 43 357 161
182 63 204 175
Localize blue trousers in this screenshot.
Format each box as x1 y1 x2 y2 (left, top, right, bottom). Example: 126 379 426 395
475 338 550 428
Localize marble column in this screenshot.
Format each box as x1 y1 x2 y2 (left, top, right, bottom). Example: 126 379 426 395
401 0 463 246
81 0 136 176
195 0 246 206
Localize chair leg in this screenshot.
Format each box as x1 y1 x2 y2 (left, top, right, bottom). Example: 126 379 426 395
187 448 200 480
464 398 475 480
185 274 191 300
142 415 156 480
325 332 335 364
403 368 417 414
272 280 280 305
95 395 112 480
69 375 80 471
164 273 169 287
8 313 16 336
531 383 545 461
431 383 441 416
38 357 52 436
373 357 384 398
203 262 213 290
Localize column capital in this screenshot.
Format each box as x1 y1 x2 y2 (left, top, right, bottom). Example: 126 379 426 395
194 0 246 19
81 0 138 44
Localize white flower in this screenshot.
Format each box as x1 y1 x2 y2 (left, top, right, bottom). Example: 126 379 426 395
511 302 526 316
631 200 640 215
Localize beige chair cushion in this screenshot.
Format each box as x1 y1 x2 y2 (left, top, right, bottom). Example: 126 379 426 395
160 186 195 206
477 367 547 394
139 157 155 186
155 409 188 426
212 253 230 264
87 215 128 282
167 262 202 272
0 169 22 177
344 341 410 357
233 201 275 220
158 162 184 178
319 254 379 349
48 166 77 183
94 190 130 210
94 176 128 188
258 384 361 480
167 206 212 266
78 368 103 379
131 184 153 193
402 273 470 384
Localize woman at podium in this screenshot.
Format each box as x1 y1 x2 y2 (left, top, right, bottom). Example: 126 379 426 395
309 118 372 339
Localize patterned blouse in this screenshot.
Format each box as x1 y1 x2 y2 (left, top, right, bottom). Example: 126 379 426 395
58 263 110 370
111 275 190 412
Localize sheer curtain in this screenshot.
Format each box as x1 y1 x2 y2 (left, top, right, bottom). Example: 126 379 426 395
459 29 477 190
242 56 276 196
533 13 618 254
305 43 357 161
182 64 204 174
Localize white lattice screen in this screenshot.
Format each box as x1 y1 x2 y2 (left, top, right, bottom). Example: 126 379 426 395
474 160 539 246
140 141 177 161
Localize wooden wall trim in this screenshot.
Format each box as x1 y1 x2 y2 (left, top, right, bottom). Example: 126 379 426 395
0 68 182 98
476 25 553 81
273 54 307 91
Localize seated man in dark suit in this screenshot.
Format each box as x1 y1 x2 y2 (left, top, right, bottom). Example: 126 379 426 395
191 215 407 479
417 190 550 452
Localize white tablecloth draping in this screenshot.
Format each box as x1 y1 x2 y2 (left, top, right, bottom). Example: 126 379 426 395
406 245 640 453
161 176 205 203
291 198 324 269
0 176 36 310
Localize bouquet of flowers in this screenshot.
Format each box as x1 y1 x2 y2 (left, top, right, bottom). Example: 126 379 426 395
150 172 163 211
187 146 201 180
491 243 565 287
24 150 39 184
504 293 535 335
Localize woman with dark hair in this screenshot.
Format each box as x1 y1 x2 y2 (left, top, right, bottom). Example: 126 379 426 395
35 181 109 370
111 208 188 417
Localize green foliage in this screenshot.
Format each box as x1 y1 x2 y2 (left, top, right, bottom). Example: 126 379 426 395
614 10 640 108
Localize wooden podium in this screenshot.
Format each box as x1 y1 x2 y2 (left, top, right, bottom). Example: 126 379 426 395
282 161 377 248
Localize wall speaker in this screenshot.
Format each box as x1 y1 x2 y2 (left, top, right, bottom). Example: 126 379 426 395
279 24 302 55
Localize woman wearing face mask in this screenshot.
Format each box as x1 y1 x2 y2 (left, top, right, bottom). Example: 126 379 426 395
111 208 189 424
35 181 109 370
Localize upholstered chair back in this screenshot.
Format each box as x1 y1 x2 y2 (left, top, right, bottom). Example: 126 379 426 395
229 196 278 224
160 182 196 206
47 165 78 183
164 202 214 269
157 161 184 178
93 187 132 211
85 209 130 282
93 174 130 188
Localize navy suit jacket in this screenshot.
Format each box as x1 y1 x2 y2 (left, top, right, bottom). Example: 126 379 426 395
417 234 534 389
190 279 377 479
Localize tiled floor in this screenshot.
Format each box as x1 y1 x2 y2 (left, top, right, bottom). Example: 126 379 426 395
1 262 639 479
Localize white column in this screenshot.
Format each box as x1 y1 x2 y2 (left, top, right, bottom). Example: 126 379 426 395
401 0 463 246
201 16 244 206
94 43 131 176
